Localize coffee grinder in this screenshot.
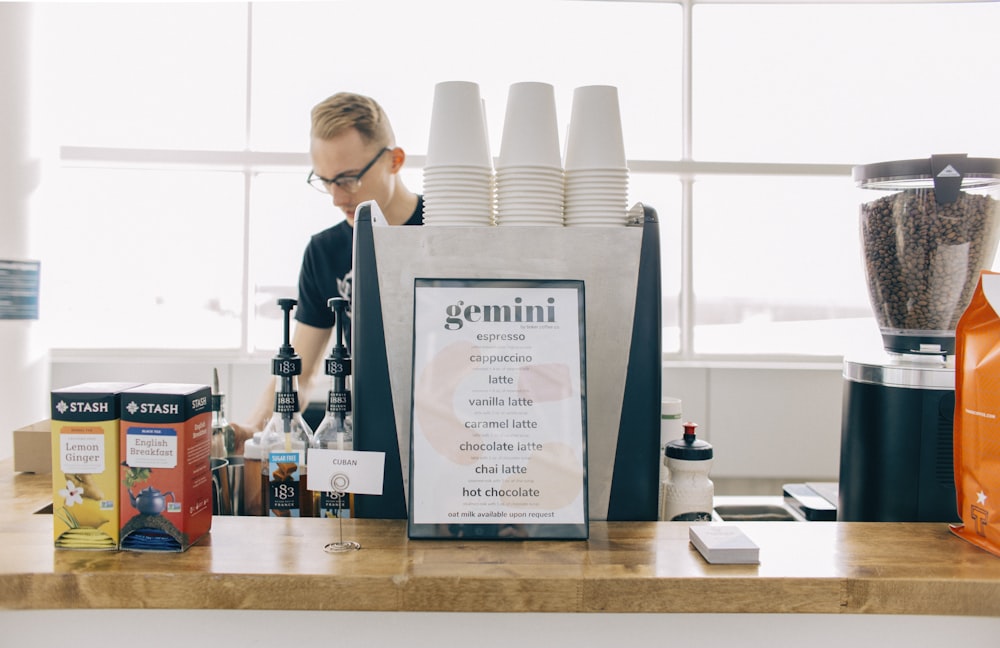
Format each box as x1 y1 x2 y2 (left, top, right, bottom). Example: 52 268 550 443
839 154 1000 522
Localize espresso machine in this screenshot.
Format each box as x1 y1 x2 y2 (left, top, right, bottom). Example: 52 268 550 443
350 202 663 522
839 154 1000 522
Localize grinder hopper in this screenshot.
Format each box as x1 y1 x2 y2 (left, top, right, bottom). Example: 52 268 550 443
856 154 1000 355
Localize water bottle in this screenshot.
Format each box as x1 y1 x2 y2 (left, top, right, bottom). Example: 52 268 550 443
658 398 683 514
660 421 714 521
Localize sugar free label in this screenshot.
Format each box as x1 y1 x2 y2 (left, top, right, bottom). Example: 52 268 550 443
60 427 105 473
124 427 178 468
268 451 303 512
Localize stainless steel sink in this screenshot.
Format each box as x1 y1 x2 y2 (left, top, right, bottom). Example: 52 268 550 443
712 496 805 522
714 503 798 522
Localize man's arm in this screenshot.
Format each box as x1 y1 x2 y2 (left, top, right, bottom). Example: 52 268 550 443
242 321 333 433
292 320 334 412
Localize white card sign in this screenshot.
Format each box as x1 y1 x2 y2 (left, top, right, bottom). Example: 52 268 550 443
408 279 588 540
307 449 385 495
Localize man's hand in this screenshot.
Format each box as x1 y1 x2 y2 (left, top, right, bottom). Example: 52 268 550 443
230 422 258 455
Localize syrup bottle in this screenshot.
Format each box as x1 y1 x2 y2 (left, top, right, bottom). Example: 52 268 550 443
311 297 354 518
210 368 240 515
660 422 714 521
242 431 264 516
210 368 232 461
260 298 313 517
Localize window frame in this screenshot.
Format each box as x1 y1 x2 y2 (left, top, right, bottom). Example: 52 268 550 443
48 0 988 364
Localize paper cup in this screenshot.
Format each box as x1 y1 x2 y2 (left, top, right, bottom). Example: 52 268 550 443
498 82 562 169
426 81 493 168
564 85 626 170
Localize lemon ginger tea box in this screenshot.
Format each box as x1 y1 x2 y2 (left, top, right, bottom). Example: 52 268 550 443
119 383 212 552
50 383 142 550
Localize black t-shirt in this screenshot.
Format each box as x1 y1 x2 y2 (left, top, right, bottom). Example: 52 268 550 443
295 196 424 337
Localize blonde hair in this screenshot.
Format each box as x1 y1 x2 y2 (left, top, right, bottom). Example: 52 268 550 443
310 92 395 146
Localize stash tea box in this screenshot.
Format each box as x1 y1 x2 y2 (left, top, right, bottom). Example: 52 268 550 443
119 383 212 552
50 383 142 550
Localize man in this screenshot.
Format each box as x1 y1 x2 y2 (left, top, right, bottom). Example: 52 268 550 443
242 92 423 436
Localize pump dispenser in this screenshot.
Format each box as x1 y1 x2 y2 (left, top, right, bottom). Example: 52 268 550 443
660 422 714 521
261 298 313 517
310 297 354 518
210 369 235 461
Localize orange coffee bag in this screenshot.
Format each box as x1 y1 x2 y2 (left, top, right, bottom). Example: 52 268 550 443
952 270 1000 557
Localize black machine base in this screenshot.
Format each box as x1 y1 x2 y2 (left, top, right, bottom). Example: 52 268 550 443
839 376 959 523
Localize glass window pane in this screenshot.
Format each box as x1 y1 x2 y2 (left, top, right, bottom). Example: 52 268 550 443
40 168 245 348
629 173 682 354
249 166 424 352
46 1 993 360
250 0 682 161
249 171 343 352
35 3 248 150
692 175 871 356
694 3 1000 163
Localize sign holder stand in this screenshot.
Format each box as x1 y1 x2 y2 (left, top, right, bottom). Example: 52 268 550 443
323 490 360 553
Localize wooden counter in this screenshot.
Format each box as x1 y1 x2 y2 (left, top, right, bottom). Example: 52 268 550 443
3 460 999 616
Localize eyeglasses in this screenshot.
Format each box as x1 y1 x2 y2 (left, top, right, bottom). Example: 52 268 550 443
307 147 392 195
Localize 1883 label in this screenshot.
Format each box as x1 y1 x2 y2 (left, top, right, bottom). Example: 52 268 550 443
325 358 351 377
273 391 299 414
318 491 350 518
326 391 350 413
268 479 300 511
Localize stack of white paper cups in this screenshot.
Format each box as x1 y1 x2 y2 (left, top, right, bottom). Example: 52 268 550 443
495 82 564 227
423 81 495 226
563 85 629 227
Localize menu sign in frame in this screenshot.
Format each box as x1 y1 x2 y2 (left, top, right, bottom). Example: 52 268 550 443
407 278 588 540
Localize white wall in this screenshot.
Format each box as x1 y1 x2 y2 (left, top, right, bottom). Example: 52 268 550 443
663 363 843 480
36 356 844 482
45 354 272 427
0 4 49 459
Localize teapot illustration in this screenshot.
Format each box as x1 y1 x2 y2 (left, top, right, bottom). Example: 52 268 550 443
129 485 176 515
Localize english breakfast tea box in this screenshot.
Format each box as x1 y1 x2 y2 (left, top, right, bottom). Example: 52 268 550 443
119 383 212 552
50 383 142 550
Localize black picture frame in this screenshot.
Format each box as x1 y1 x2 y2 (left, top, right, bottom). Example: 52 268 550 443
407 278 588 540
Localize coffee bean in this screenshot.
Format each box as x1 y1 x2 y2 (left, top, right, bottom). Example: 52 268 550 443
861 189 1000 332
